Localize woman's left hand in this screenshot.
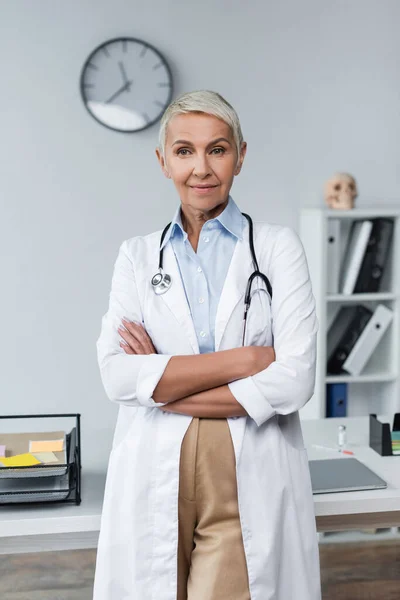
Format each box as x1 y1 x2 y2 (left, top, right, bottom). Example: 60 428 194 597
118 319 157 354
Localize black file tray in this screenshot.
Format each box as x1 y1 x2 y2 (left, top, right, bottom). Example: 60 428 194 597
0 413 81 506
369 413 400 457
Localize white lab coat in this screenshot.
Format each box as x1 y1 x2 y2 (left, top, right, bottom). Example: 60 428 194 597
93 218 321 600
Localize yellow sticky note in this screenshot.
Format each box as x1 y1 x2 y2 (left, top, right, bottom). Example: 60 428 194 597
29 439 64 453
0 453 41 467
31 452 59 463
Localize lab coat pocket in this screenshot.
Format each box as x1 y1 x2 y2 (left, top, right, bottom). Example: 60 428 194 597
110 406 139 454
275 411 307 452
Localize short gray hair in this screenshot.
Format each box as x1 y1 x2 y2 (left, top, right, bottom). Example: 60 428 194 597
158 90 244 164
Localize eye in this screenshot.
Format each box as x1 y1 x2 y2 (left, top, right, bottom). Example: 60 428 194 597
334 184 341 191
176 148 191 156
211 147 226 155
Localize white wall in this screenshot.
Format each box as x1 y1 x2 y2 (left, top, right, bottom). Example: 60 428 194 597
1 0 400 470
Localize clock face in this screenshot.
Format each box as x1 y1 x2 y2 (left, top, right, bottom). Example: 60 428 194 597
80 37 173 133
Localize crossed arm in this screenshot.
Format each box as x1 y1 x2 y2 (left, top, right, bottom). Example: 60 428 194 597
117 318 276 418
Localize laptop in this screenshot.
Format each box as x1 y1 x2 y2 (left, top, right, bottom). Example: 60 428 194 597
309 458 387 494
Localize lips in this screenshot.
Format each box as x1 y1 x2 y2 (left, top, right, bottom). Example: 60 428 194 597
191 185 218 189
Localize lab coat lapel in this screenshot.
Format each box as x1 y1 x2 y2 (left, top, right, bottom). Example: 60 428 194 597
157 241 200 354
215 219 252 352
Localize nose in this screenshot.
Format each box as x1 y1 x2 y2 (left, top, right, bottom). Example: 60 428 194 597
193 152 212 178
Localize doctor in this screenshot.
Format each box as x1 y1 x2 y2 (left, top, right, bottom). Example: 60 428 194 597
93 90 321 600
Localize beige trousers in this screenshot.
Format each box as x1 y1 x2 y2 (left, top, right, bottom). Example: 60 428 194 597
177 417 251 600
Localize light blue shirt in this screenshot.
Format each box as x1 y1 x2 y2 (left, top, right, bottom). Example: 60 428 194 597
160 195 245 354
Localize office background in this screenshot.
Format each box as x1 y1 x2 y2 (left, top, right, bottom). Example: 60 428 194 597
2 0 400 471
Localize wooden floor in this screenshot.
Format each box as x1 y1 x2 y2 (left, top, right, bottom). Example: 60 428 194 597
320 539 400 600
1 540 400 599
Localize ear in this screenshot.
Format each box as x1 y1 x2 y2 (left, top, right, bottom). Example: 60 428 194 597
234 142 247 176
155 147 171 178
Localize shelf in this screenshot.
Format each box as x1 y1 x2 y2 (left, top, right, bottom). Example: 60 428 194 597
325 373 397 383
303 207 400 219
326 293 397 302
300 206 400 419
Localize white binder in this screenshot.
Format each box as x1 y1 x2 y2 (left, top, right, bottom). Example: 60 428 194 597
327 219 341 294
343 304 393 375
340 220 373 294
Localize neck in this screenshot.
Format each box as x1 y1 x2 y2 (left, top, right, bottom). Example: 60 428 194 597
180 198 229 238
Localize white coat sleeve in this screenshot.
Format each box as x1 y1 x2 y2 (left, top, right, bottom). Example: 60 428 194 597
96 239 173 407
228 226 318 427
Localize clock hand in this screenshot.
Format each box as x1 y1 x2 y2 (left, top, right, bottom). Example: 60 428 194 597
105 80 133 104
118 61 129 87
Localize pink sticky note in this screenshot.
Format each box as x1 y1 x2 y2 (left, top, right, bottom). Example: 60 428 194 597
0 445 5 457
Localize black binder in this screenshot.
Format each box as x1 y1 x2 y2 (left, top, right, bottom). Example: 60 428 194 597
354 218 394 293
327 305 372 374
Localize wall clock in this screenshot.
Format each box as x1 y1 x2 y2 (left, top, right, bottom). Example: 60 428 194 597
80 37 173 133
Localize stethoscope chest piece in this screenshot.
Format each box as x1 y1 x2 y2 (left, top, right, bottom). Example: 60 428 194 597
151 269 172 295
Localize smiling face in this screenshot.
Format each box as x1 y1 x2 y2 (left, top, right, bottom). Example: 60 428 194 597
156 112 246 220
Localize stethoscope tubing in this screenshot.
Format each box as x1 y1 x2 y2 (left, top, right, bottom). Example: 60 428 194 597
152 212 272 346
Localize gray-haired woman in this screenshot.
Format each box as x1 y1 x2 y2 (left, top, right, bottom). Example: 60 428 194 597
93 90 321 600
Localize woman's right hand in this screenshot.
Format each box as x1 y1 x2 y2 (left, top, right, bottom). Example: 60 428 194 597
244 345 276 376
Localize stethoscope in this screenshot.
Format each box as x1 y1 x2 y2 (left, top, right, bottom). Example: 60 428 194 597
151 213 272 346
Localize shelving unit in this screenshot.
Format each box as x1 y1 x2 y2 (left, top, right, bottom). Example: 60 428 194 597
299 206 400 421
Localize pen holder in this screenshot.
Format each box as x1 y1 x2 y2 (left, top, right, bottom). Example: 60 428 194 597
369 413 400 456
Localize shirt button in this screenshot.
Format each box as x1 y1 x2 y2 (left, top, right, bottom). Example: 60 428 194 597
203 237 209 243
200 331 206 338
197 266 202 273
198 297 205 304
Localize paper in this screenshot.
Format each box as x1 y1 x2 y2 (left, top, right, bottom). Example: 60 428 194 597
0 453 41 467
29 439 64 453
31 452 59 463
0 445 5 457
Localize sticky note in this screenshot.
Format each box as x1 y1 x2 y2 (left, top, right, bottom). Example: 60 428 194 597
0 445 5 457
29 439 64 453
0 453 41 467
31 452 59 463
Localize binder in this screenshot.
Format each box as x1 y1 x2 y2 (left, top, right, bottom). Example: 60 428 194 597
327 219 341 294
354 219 394 293
326 383 348 417
327 305 373 374
340 220 373 294
342 304 393 375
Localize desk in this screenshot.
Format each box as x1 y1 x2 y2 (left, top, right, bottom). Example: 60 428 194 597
0 416 399 553
302 416 400 532
0 472 105 554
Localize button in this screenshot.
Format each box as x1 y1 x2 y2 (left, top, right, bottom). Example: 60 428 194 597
203 237 209 243
200 331 206 338
197 266 202 273
198 297 205 304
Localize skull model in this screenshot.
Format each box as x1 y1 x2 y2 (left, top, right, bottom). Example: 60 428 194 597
324 173 358 210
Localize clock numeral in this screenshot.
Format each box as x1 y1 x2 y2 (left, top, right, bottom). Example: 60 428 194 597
152 62 164 71
140 45 148 58
158 82 171 88
83 83 95 88
122 39 127 53
102 46 110 58
154 100 164 108
87 62 99 71
143 112 150 124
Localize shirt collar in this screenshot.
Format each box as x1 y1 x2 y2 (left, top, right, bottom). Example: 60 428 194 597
159 195 244 251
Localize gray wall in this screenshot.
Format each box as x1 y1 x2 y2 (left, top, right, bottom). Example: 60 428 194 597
1 0 400 470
